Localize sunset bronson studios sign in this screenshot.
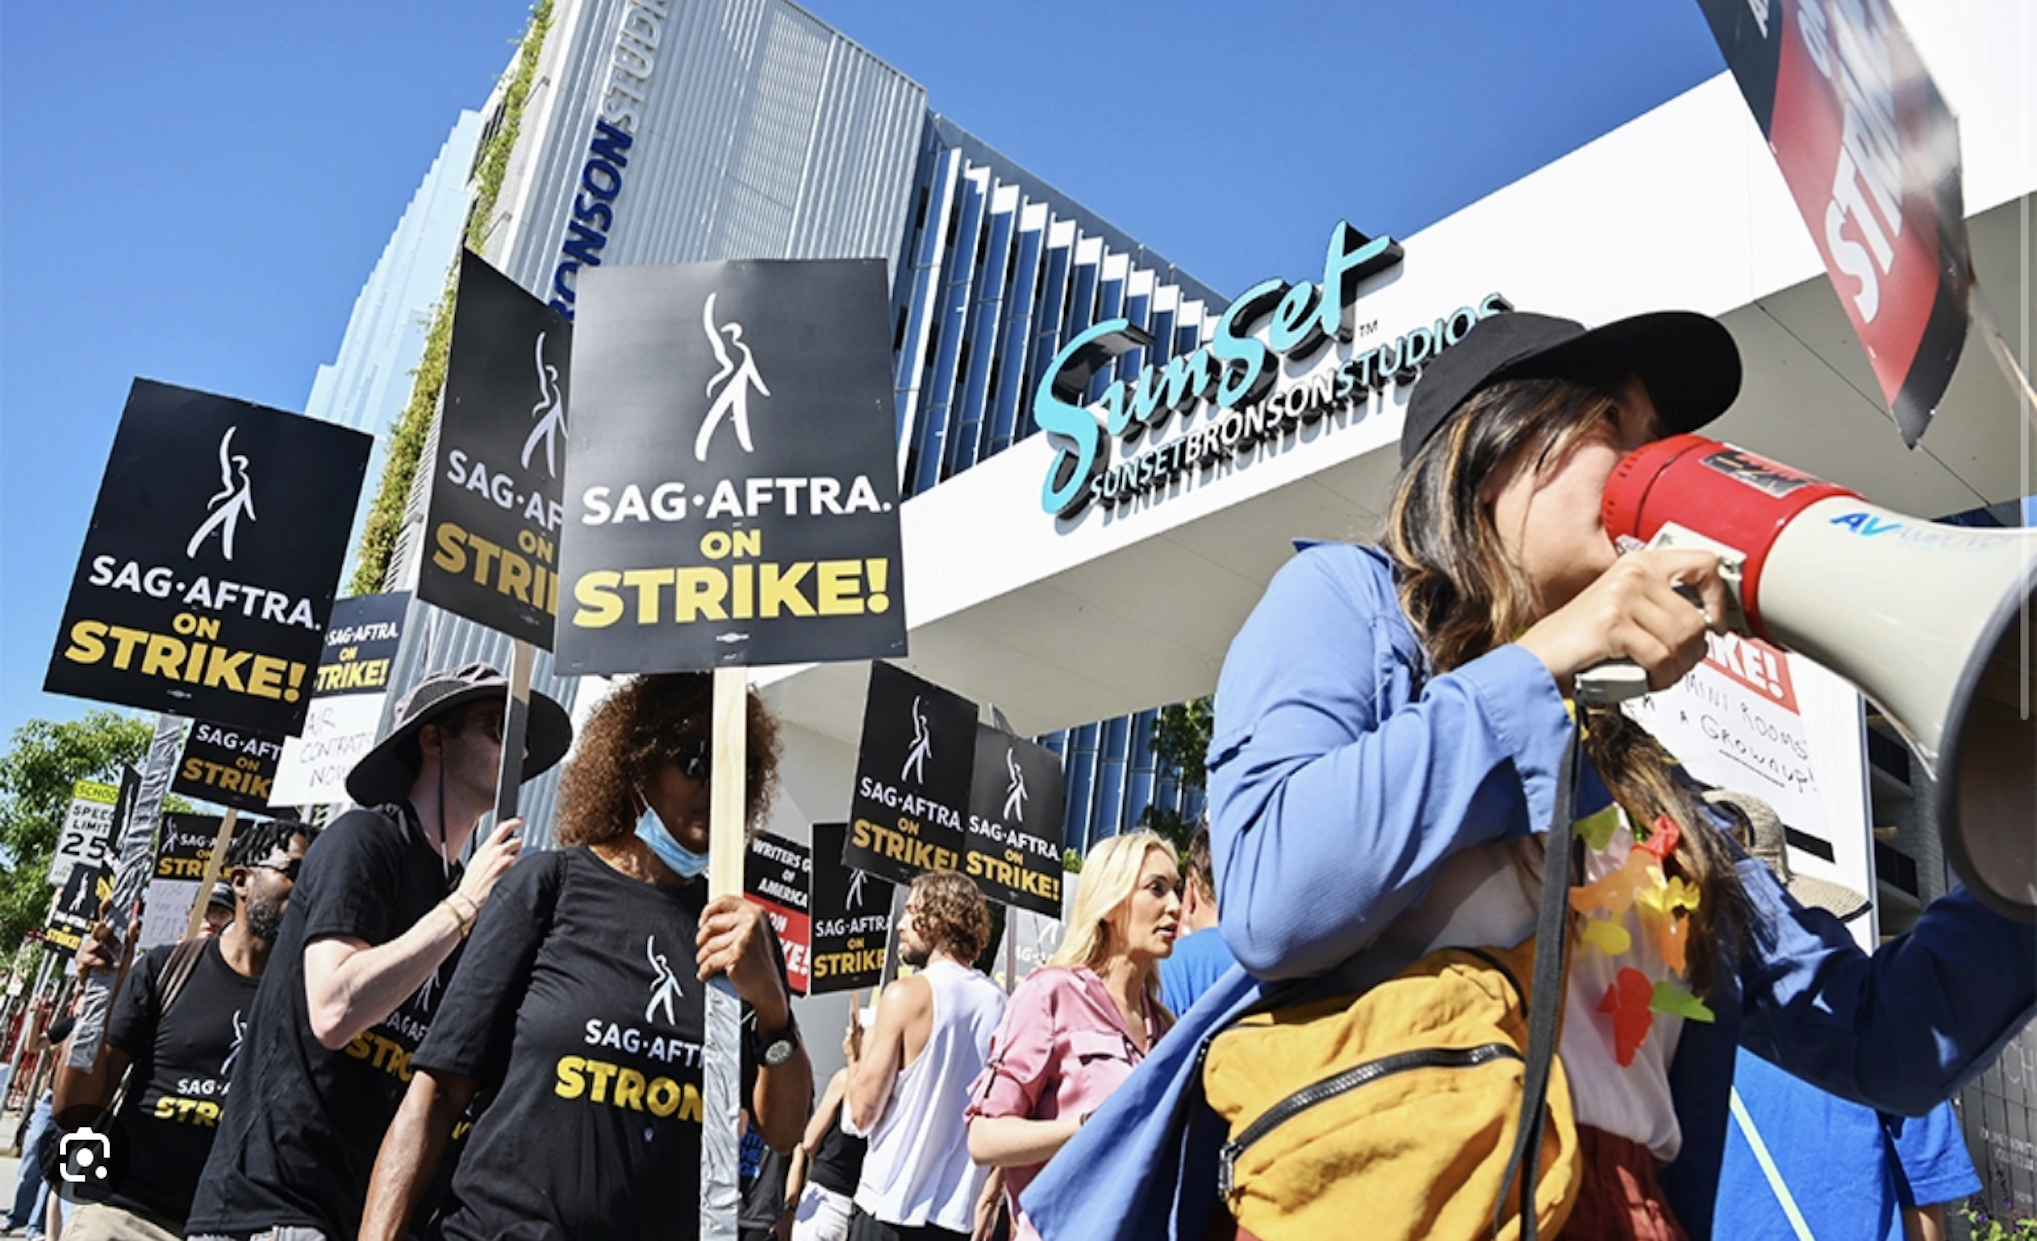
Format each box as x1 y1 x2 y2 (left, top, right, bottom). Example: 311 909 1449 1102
1032 222 1511 520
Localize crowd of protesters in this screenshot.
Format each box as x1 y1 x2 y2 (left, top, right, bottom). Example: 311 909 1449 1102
9 308 2029 1241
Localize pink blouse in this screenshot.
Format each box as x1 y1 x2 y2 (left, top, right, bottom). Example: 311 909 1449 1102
966 966 1170 1240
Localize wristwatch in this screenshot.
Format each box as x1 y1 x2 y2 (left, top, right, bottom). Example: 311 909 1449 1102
751 1014 801 1068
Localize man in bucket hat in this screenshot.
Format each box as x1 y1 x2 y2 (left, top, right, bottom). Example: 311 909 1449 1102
187 663 570 1241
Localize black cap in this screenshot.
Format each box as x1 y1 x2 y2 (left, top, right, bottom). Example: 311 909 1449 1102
345 662 573 806
1400 310 1741 467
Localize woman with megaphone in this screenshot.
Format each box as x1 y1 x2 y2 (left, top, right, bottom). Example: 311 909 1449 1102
1015 310 2037 1241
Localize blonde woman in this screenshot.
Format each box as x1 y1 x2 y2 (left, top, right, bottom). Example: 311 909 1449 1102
966 831 1182 1240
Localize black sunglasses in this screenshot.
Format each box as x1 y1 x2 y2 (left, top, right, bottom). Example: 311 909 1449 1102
671 738 760 783
250 859 302 882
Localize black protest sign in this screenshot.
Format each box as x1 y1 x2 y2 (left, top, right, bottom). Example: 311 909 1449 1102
153 812 220 883
45 858 115 957
423 252 572 647
744 833 811 995
138 811 225 951
173 721 285 812
965 725 1067 915
269 592 410 807
808 822 894 994
556 260 906 674
45 380 372 734
845 664 976 886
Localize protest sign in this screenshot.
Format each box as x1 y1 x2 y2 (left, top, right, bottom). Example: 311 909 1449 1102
137 811 222 950
270 592 410 807
1697 0 1969 445
808 822 894 995
964 725 1067 916
743 832 811 995
845 664 977 887
1625 630 1875 945
563 260 908 1239
422 252 572 648
45 858 115 958
48 779 120 890
555 260 906 674
45 380 371 733
173 721 285 812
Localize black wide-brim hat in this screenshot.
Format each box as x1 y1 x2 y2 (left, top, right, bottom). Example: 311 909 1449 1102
345 661 573 807
1400 310 1742 467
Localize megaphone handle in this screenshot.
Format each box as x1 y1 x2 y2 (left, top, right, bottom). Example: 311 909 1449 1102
1573 579 1715 705
1576 660 1650 704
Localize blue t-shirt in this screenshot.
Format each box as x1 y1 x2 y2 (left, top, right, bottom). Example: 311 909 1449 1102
1717 1048 1979 1240
1157 927 1236 1018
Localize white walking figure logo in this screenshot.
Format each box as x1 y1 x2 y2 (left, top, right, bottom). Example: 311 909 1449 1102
220 1010 246 1079
1002 748 1028 821
846 869 868 911
186 426 257 560
901 696 932 785
694 292 769 462
646 934 684 1025
521 330 567 477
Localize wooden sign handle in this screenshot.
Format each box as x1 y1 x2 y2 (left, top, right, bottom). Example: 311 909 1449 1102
182 806 241 942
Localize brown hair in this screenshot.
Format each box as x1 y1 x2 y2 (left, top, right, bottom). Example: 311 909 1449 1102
1185 825 1217 905
554 673 782 847
907 870 993 963
1381 377 1753 998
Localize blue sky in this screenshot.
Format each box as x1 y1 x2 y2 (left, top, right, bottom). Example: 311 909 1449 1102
0 1 1729 743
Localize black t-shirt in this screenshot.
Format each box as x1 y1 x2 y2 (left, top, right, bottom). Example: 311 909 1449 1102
187 803 461 1236
102 936 260 1228
415 845 771 1241
739 1128 790 1235
808 1105 866 1198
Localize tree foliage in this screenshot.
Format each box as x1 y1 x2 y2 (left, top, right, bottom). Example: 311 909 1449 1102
1135 696 1215 856
1149 697 1214 791
0 712 155 949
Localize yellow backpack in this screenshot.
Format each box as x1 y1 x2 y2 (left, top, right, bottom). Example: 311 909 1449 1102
1202 937 1581 1241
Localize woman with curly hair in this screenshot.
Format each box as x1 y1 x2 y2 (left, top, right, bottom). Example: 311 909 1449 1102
966 830 1181 1241
360 673 812 1241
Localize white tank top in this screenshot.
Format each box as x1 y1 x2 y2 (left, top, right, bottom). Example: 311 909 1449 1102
853 959 1008 1231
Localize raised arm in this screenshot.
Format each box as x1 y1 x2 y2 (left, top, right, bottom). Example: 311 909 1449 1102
846 974 928 1133
1736 861 2037 1116
305 819 523 1050
1208 546 1573 979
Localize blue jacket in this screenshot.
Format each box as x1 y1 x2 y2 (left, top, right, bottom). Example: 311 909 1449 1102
1023 542 2036 1240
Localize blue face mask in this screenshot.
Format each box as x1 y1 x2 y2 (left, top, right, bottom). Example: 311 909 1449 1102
635 800 709 879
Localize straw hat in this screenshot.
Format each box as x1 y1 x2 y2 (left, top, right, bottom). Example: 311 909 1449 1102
1705 789 1870 922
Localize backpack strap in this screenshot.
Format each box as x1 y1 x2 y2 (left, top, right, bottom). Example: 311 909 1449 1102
1494 723 1583 1241
155 937 209 1020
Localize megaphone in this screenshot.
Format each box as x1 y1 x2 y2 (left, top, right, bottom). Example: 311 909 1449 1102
1598 435 2037 922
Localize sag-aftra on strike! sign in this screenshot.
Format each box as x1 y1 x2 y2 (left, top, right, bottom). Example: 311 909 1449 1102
423 252 572 647
45 380 371 735
554 260 906 674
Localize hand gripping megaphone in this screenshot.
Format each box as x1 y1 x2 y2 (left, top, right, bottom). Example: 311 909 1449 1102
1597 435 2037 921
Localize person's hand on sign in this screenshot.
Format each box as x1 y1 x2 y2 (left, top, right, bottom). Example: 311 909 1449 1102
450 818 525 923
695 896 791 1029
77 897 132 975
842 1007 865 1065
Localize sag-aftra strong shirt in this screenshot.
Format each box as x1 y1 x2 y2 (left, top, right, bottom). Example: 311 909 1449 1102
187 804 460 1237
415 846 768 1241
103 936 260 1230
